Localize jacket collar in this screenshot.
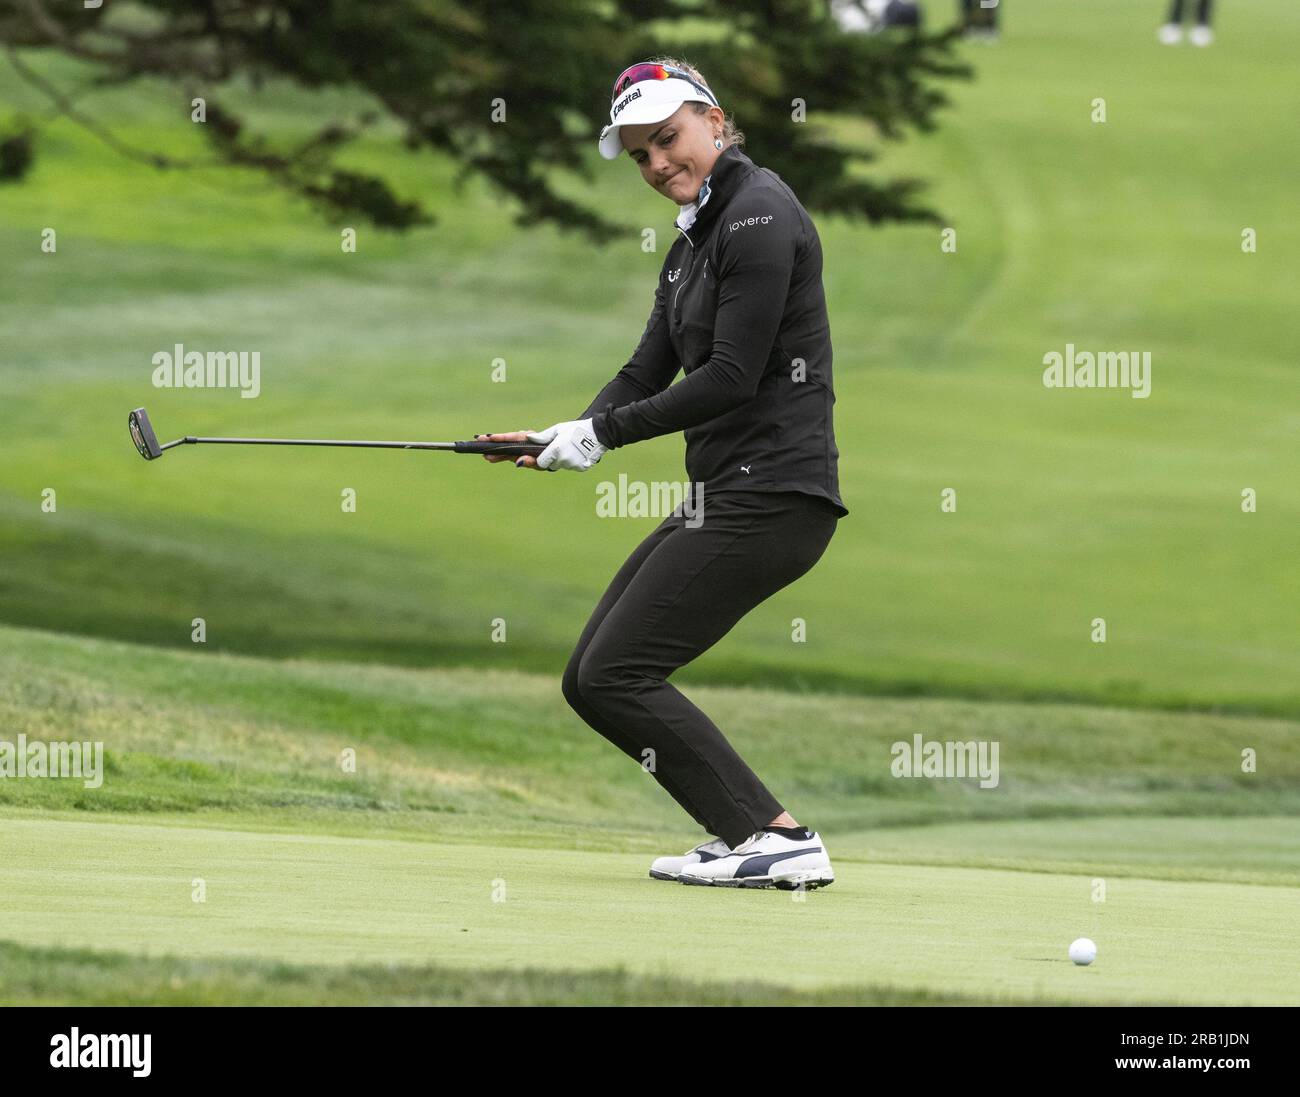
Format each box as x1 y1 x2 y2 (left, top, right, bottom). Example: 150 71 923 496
673 145 753 244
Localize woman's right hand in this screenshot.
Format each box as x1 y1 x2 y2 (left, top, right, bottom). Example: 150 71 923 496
474 431 540 468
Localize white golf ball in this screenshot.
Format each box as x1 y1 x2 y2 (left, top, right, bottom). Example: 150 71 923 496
1069 937 1097 965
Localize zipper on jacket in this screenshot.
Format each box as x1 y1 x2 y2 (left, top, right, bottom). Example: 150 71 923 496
672 228 696 320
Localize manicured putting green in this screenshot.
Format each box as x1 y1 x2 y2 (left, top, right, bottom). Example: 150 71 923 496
2 815 1297 1005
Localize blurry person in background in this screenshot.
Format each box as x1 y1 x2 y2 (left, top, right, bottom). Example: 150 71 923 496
831 0 923 34
1160 0 1215 46
959 0 1000 41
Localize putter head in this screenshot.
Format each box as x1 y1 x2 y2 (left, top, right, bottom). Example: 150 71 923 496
129 407 163 460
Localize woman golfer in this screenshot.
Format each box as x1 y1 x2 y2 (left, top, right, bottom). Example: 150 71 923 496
477 59 847 890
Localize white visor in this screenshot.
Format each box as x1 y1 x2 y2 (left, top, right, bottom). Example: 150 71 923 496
598 76 717 160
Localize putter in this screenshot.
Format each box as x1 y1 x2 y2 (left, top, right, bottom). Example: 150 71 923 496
128 407 547 461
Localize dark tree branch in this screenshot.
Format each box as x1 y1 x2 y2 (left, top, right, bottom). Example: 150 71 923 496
0 0 971 238
4 44 198 169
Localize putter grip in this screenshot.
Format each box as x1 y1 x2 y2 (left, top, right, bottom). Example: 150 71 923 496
455 440 549 457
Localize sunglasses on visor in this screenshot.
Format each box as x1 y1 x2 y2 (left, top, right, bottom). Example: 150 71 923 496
611 63 720 108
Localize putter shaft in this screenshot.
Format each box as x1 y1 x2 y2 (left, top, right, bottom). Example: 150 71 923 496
130 408 546 459
171 436 543 455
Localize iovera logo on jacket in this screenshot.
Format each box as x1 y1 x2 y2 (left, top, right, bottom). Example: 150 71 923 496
729 213 775 232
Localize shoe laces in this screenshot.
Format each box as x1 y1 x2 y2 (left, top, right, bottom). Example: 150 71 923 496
729 830 767 855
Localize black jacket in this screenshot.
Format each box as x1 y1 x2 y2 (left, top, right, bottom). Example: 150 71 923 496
579 145 848 518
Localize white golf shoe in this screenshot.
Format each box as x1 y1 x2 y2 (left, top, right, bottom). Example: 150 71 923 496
677 827 835 890
1158 23 1183 45
1189 25 1213 47
649 837 732 881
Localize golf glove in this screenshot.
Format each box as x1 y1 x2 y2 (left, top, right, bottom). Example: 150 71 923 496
527 418 607 472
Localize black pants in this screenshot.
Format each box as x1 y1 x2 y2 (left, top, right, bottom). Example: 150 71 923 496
1168 0 1213 23
562 490 840 848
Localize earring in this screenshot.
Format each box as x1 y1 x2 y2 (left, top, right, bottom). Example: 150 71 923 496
714 136 724 150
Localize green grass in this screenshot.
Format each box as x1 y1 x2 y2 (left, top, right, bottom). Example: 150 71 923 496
3 813 1297 1006
1 1 1297 1006
4 624 1299 857
0 941 1045 1006
2 624 1299 1004
1 0 1298 715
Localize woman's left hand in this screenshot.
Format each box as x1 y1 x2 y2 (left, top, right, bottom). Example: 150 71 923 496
526 419 608 472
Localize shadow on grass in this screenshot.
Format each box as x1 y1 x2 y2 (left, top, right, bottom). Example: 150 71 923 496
1 940 1087 1007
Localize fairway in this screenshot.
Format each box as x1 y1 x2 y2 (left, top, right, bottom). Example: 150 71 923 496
2 0 1297 1011
2 0 1298 712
